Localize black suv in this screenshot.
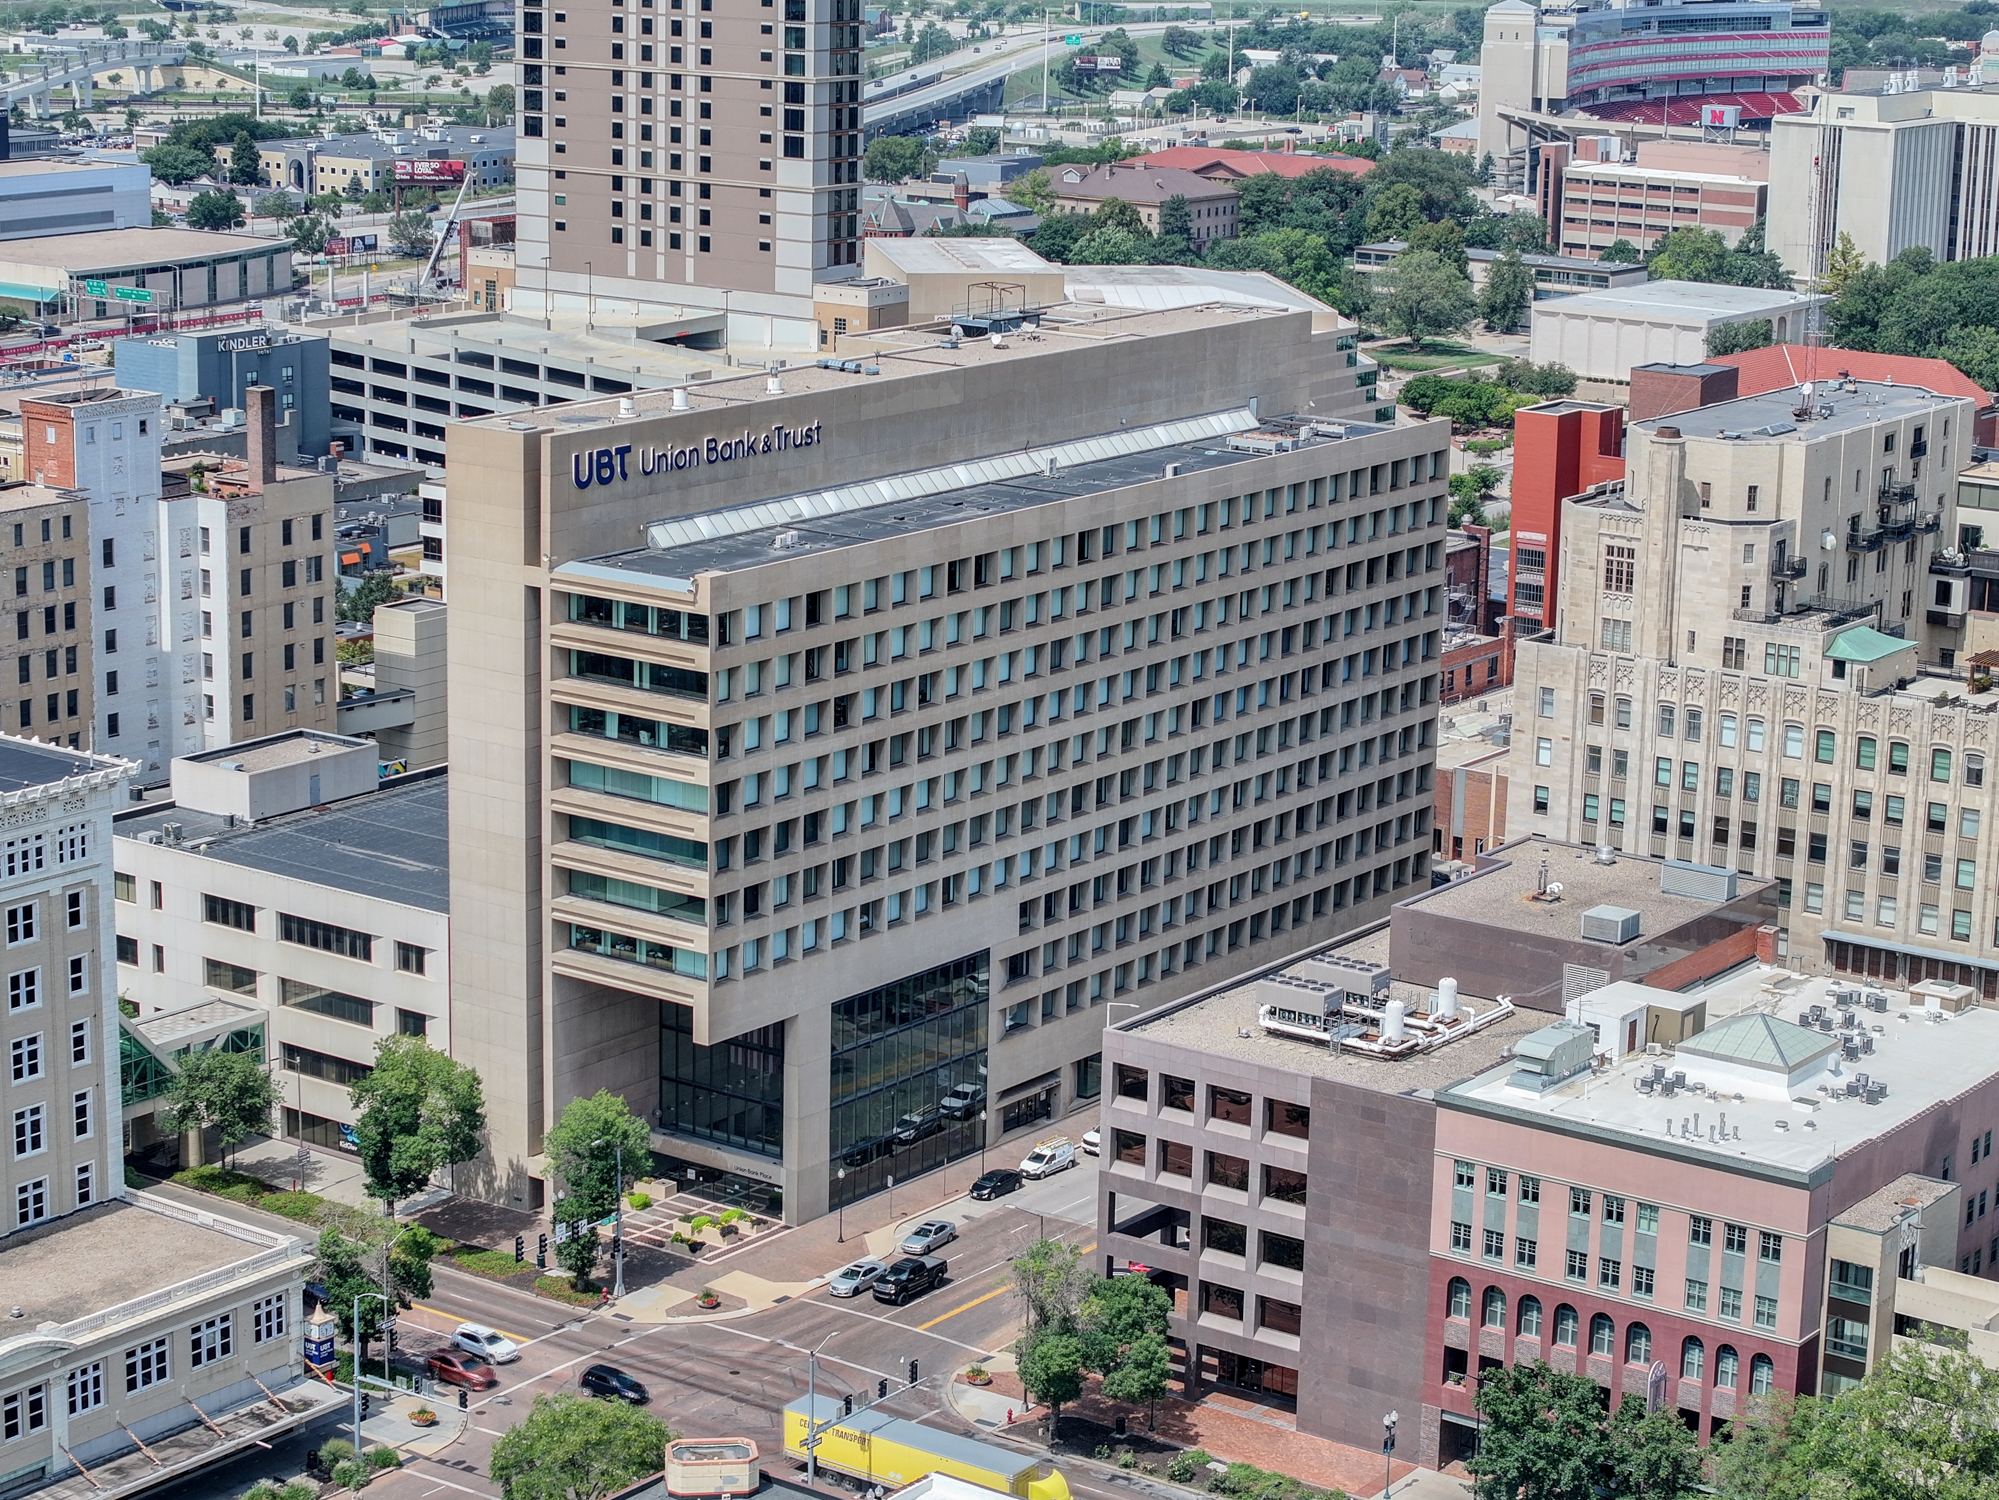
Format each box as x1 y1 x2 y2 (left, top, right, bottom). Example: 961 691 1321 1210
873 1255 948 1304
580 1365 650 1403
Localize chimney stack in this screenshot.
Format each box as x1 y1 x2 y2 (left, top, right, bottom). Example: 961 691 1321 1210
244 384 277 492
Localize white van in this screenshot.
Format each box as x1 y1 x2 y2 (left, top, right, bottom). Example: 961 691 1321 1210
1019 1135 1076 1179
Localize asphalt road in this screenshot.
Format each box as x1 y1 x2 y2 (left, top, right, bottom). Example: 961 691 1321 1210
353 1161 1104 1500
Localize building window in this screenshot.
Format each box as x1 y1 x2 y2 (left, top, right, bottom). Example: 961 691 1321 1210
394 941 428 975
65 1363 102 1416
1625 1323 1651 1364
1447 1277 1471 1319
1589 1313 1615 1356
188 1314 233 1368
1482 1286 1506 1327
124 1337 169 1393
1517 1296 1542 1337
1681 1337 1704 1381
1 1386 46 1441
202 894 256 930
278 912 373 961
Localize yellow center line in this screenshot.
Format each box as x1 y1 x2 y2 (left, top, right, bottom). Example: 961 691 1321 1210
410 1305 535 1346
917 1242 1096 1331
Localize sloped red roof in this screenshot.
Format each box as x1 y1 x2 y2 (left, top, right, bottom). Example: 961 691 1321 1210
1133 146 1372 181
1709 344 1993 405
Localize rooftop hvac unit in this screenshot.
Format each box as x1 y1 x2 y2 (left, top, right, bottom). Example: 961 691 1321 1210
1580 904 1641 945
1661 859 1737 902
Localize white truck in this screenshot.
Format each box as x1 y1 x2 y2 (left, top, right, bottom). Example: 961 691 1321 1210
1019 1135 1077 1179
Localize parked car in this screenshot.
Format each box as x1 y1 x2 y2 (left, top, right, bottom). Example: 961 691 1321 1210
827 1258 888 1297
1081 1128 1101 1157
580 1364 651 1403
893 1104 943 1143
453 1323 520 1364
873 1255 948 1305
969 1168 1022 1200
899 1220 957 1255
425 1352 498 1390
1020 1135 1077 1179
939 1082 985 1119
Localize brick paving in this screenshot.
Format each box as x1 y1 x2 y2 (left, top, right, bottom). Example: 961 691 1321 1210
971 1371 1419 1497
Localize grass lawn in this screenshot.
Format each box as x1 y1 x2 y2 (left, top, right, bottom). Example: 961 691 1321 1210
1372 343 1503 373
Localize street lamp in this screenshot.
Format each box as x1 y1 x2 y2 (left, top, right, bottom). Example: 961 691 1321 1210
591 1136 627 1300
977 1109 989 1174
1382 1411 1399 1500
351 1290 392 1451
837 1168 847 1243
803 1330 840 1487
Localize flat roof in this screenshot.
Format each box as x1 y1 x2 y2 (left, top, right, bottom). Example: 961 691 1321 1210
0 481 81 514
0 734 123 794
1444 965 1999 1180
0 226 282 272
134 994 262 1046
0 159 138 178
332 310 726 384
184 729 372 772
1402 835 1765 944
117 775 448 912
0 1198 282 1326
579 412 1394 584
1633 377 1967 443
865 235 1057 277
1122 926 1546 1095
1834 1171 1955 1232
1541 279 1813 318
1561 161 1767 185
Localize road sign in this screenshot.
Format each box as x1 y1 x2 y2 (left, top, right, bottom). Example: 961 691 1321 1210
113 286 154 304
81 278 108 297
1063 33 1081 44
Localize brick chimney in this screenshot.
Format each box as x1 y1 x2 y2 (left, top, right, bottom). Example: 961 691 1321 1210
244 384 277 492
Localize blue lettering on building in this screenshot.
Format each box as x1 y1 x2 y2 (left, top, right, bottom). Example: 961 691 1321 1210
569 421 823 490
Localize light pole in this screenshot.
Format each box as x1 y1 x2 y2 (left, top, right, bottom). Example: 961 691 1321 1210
977 1109 989 1174
803 1330 839 1487
592 1136 627 1300
837 1168 847 1243
1382 1411 1398 1500
351 1290 392 1451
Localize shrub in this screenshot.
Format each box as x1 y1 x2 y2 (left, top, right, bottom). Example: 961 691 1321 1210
718 1207 748 1223
244 1482 282 1500
688 1214 714 1234
1166 1450 1210 1483
454 1248 527 1278
280 1484 316 1500
626 1191 651 1210
259 1191 326 1221
1117 1450 1140 1470
331 1459 370 1492
123 1166 144 1189
367 1447 401 1470
320 1439 358 1467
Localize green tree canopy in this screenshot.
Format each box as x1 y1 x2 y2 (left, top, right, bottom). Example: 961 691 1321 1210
142 142 214 184
1012 1236 1090 1335
159 1048 274 1164
1373 249 1475 348
229 129 261 185
1707 317 1774 357
387 209 435 256
1477 249 1534 333
337 573 405 623
1365 180 1425 241
1016 1330 1086 1438
1470 1362 1702 1500
863 134 936 183
186 189 246 231
313 1223 440 1350
1407 216 1468 278
1598 237 1642 265
284 213 335 257
348 1036 485 1213
489 1395 674 1500
544 1090 649 1223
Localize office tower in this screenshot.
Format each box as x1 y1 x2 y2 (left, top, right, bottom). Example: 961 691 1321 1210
514 0 865 348
444 292 1443 1219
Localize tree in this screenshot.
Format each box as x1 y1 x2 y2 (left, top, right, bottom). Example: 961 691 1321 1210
159 1049 274 1165
186 189 246 231
1598 237 1642 265
1494 359 1577 397
1606 1398 1704 1500
313 1223 439 1354
254 190 293 219
1364 180 1424 241
1648 225 1732 283
1475 150 1494 186
229 129 260 185
1374 249 1475 348
284 211 333 255
1099 1329 1171 1431
1822 229 1866 299
1707 317 1773 357
1407 217 1467 278
1469 1362 1616 1500
347 1035 485 1215
387 209 435 256
1013 1237 1089 1335
337 573 405 622
1154 194 1193 259
1449 464 1502 524
142 142 214 184
490 1395 673 1500
1011 167 1054 215
1068 225 1149 266
1016 1330 1086 1439
552 1200 602 1291
1026 211 1088 264
1940 324 1999 391
864 133 935 183
544 1090 649 1224
1477 248 1534 333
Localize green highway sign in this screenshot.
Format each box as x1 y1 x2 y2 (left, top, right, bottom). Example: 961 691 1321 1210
81 279 107 297
1063 33 1082 43
112 286 154 304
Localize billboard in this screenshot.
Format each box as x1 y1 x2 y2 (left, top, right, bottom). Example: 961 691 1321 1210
325 233 379 255
392 158 467 184
1073 54 1122 72
1702 104 1740 129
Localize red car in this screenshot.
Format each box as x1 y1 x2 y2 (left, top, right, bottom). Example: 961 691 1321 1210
426 1351 498 1390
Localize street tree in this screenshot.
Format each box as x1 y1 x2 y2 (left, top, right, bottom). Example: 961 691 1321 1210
253 190 293 219
284 213 334 256
387 209 435 257
1016 1330 1086 1440
1012 1237 1089 1335
229 129 260 185
1477 248 1534 333
159 1048 274 1166
1468 1362 1615 1500
489 1394 673 1500
1078 1272 1171 1373
1598 237 1641 264
312 1223 440 1356
1606 1398 1704 1500
1373 249 1475 348
551 1201 602 1291
347 1035 485 1215
141 142 213 184
544 1089 649 1223
1098 1329 1171 1431
186 189 246 231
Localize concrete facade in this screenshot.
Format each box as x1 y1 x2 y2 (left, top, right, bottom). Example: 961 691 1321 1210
1528 281 1822 386
1506 378 1999 995
0 159 149 242
441 296 1430 1220
113 329 333 460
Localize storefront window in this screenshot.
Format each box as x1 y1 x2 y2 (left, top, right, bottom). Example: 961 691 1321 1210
659 1001 783 1158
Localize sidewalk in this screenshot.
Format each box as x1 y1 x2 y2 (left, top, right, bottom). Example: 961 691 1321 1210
944 1365 1421 1499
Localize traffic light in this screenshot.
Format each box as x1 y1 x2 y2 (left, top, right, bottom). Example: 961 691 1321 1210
907 1360 919 1385
877 1378 888 1399
457 1389 468 1411
361 1393 371 1419
514 1234 525 1263
387 1327 398 1355
537 1233 548 1269
842 1394 853 1417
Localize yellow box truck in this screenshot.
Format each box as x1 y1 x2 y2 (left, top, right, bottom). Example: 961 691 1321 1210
782 1397 1069 1500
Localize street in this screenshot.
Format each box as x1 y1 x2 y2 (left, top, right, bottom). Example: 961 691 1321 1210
145 1158 1104 1500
